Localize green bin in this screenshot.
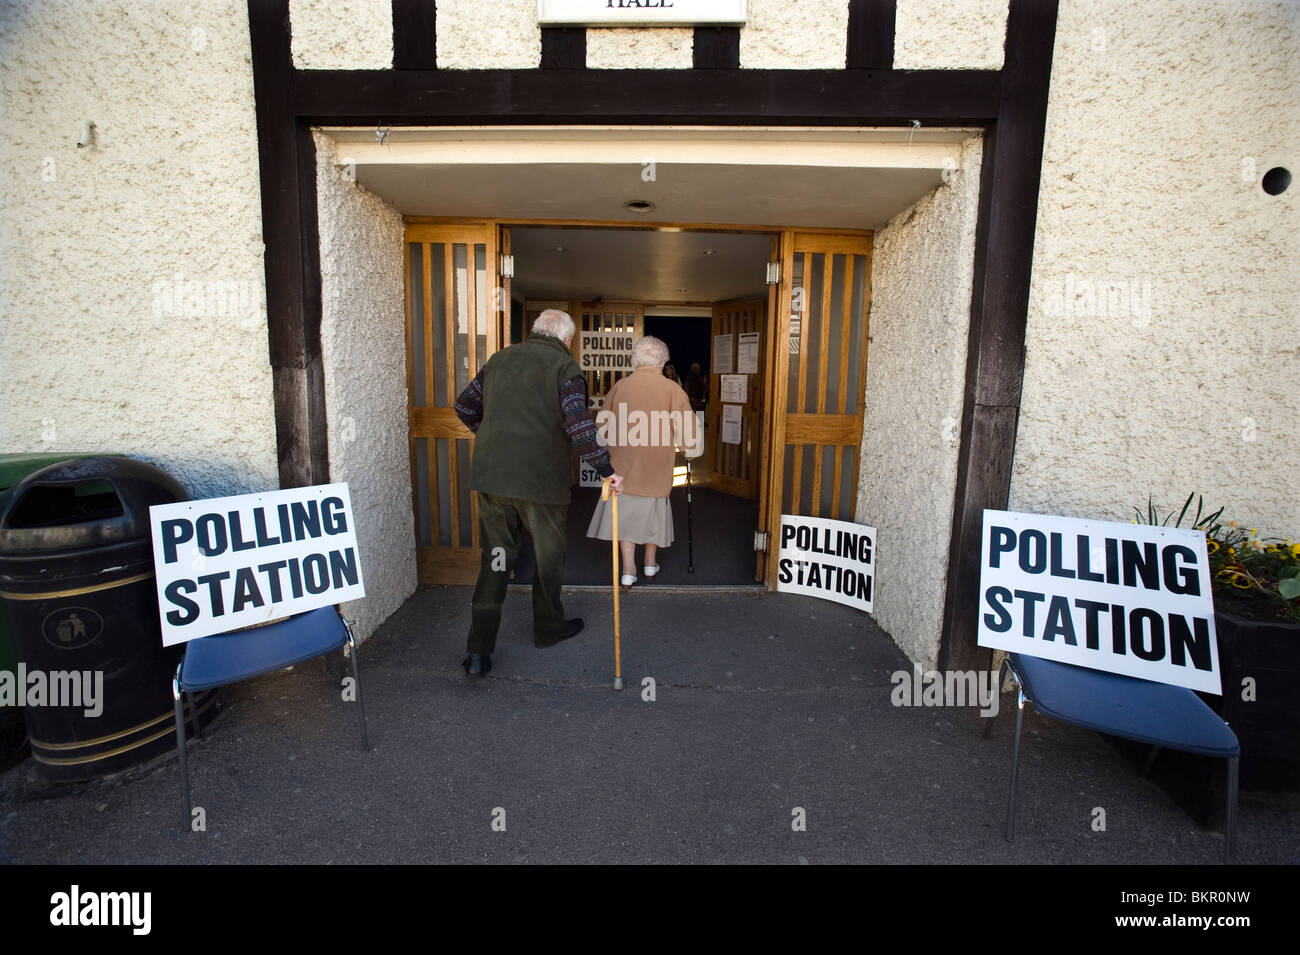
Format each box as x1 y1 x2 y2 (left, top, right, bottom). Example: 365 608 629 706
0 453 87 769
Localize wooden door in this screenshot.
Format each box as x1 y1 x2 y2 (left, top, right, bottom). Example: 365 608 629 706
763 233 873 589
405 222 502 584
704 298 766 502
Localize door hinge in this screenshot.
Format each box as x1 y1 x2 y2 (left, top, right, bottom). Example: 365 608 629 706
765 261 780 286
500 254 515 279
754 531 769 552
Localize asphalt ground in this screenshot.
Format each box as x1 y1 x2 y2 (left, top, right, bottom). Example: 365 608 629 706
1 586 1296 865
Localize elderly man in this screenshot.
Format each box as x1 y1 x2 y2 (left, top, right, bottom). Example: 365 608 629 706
453 309 623 676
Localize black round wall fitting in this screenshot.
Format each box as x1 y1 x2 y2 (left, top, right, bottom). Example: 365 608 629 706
1261 167 1290 195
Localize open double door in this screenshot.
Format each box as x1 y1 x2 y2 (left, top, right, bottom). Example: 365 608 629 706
404 222 871 589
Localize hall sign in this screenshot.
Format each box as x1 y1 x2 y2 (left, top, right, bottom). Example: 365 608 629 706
538 0 747 27
580 329 635 371
976 510 1220 694
776 515 875 613
149 483 366 646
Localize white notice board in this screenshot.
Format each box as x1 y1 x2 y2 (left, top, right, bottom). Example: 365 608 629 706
150 483 366 646
976 510 1220 693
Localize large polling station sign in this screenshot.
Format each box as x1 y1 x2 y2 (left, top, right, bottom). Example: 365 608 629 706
579 330 635 371
149 484 365 646
776 515 875 613
976 510 1220 694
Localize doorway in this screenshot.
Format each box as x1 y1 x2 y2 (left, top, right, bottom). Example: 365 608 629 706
402 219 872 590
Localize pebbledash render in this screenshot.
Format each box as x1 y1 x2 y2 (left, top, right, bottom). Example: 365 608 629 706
1 1 1294 670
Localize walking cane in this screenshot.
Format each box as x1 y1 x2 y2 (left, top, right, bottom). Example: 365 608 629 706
601 477 623 691
686 459 694 574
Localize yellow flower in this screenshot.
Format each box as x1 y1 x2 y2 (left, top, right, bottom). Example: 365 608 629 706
1292 543 1300 558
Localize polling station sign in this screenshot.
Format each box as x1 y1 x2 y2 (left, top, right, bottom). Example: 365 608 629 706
776 515 875 613
149 484 365 646
579 330 635 371
976 510 1220 694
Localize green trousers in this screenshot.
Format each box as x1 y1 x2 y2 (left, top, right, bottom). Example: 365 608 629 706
467 492 569 654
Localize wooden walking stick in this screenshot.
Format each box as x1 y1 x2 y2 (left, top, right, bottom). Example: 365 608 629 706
601 477 622 690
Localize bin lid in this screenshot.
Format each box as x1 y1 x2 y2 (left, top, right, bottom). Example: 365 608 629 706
0 455 188 554
0 453 91 493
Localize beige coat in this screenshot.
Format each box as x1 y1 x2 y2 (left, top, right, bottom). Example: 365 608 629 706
598 366 702 497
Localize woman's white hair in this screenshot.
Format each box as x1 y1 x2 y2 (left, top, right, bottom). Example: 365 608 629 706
632 335 670 368
531 309 576 343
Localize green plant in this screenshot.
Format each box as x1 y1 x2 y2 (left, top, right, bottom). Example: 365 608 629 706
1134 492 1300 623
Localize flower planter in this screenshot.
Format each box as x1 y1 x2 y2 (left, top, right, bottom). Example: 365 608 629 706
1207 610 1300 791
1104 610 1298 828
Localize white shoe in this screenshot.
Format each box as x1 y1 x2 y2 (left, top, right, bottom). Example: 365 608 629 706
620 574 637 588
644 564 660 578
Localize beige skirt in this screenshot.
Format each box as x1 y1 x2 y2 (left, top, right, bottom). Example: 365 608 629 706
586 493 675 547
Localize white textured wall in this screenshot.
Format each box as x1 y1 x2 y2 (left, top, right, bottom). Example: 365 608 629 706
894 0 1008 69
437 0 540 68
1011 0 1300 539
587 28 693 68
740 0 848 68
291 0 393 70
858 136 984 668
0 0 279 500
313 132 415 642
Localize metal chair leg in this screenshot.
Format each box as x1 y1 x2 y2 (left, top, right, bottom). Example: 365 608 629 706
172 665 192 833
985 657 1012 739
1005 684 1026 842
187 691 201 739
345 626 371 752
1224 756 1238 864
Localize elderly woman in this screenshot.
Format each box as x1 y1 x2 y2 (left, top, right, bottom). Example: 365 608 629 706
587 335 702 588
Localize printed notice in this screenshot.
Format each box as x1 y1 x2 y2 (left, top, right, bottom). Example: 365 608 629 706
712 334 734 374
737 332 760 374
719 374 747 404
721 404 743 445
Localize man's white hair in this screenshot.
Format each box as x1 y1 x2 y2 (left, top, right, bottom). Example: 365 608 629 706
632 335 670 368
531 309 575 343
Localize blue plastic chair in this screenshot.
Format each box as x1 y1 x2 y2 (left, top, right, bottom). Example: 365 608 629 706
997 652 1240 862
171 606 369 831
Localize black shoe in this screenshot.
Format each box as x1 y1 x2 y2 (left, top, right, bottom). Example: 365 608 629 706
536 618 584 648
462 653 491 676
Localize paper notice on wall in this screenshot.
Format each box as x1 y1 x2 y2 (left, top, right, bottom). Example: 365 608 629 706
719 374 747 404
737 332 760 374
712 334 734 374
721 404 742 445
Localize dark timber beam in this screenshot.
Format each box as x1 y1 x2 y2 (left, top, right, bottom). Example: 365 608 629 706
938 0 1059 673
293 67 1000 125
846 0 896 69
392 0 437 69
541 27 587 68
248 0 329 488
693 27 740 68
